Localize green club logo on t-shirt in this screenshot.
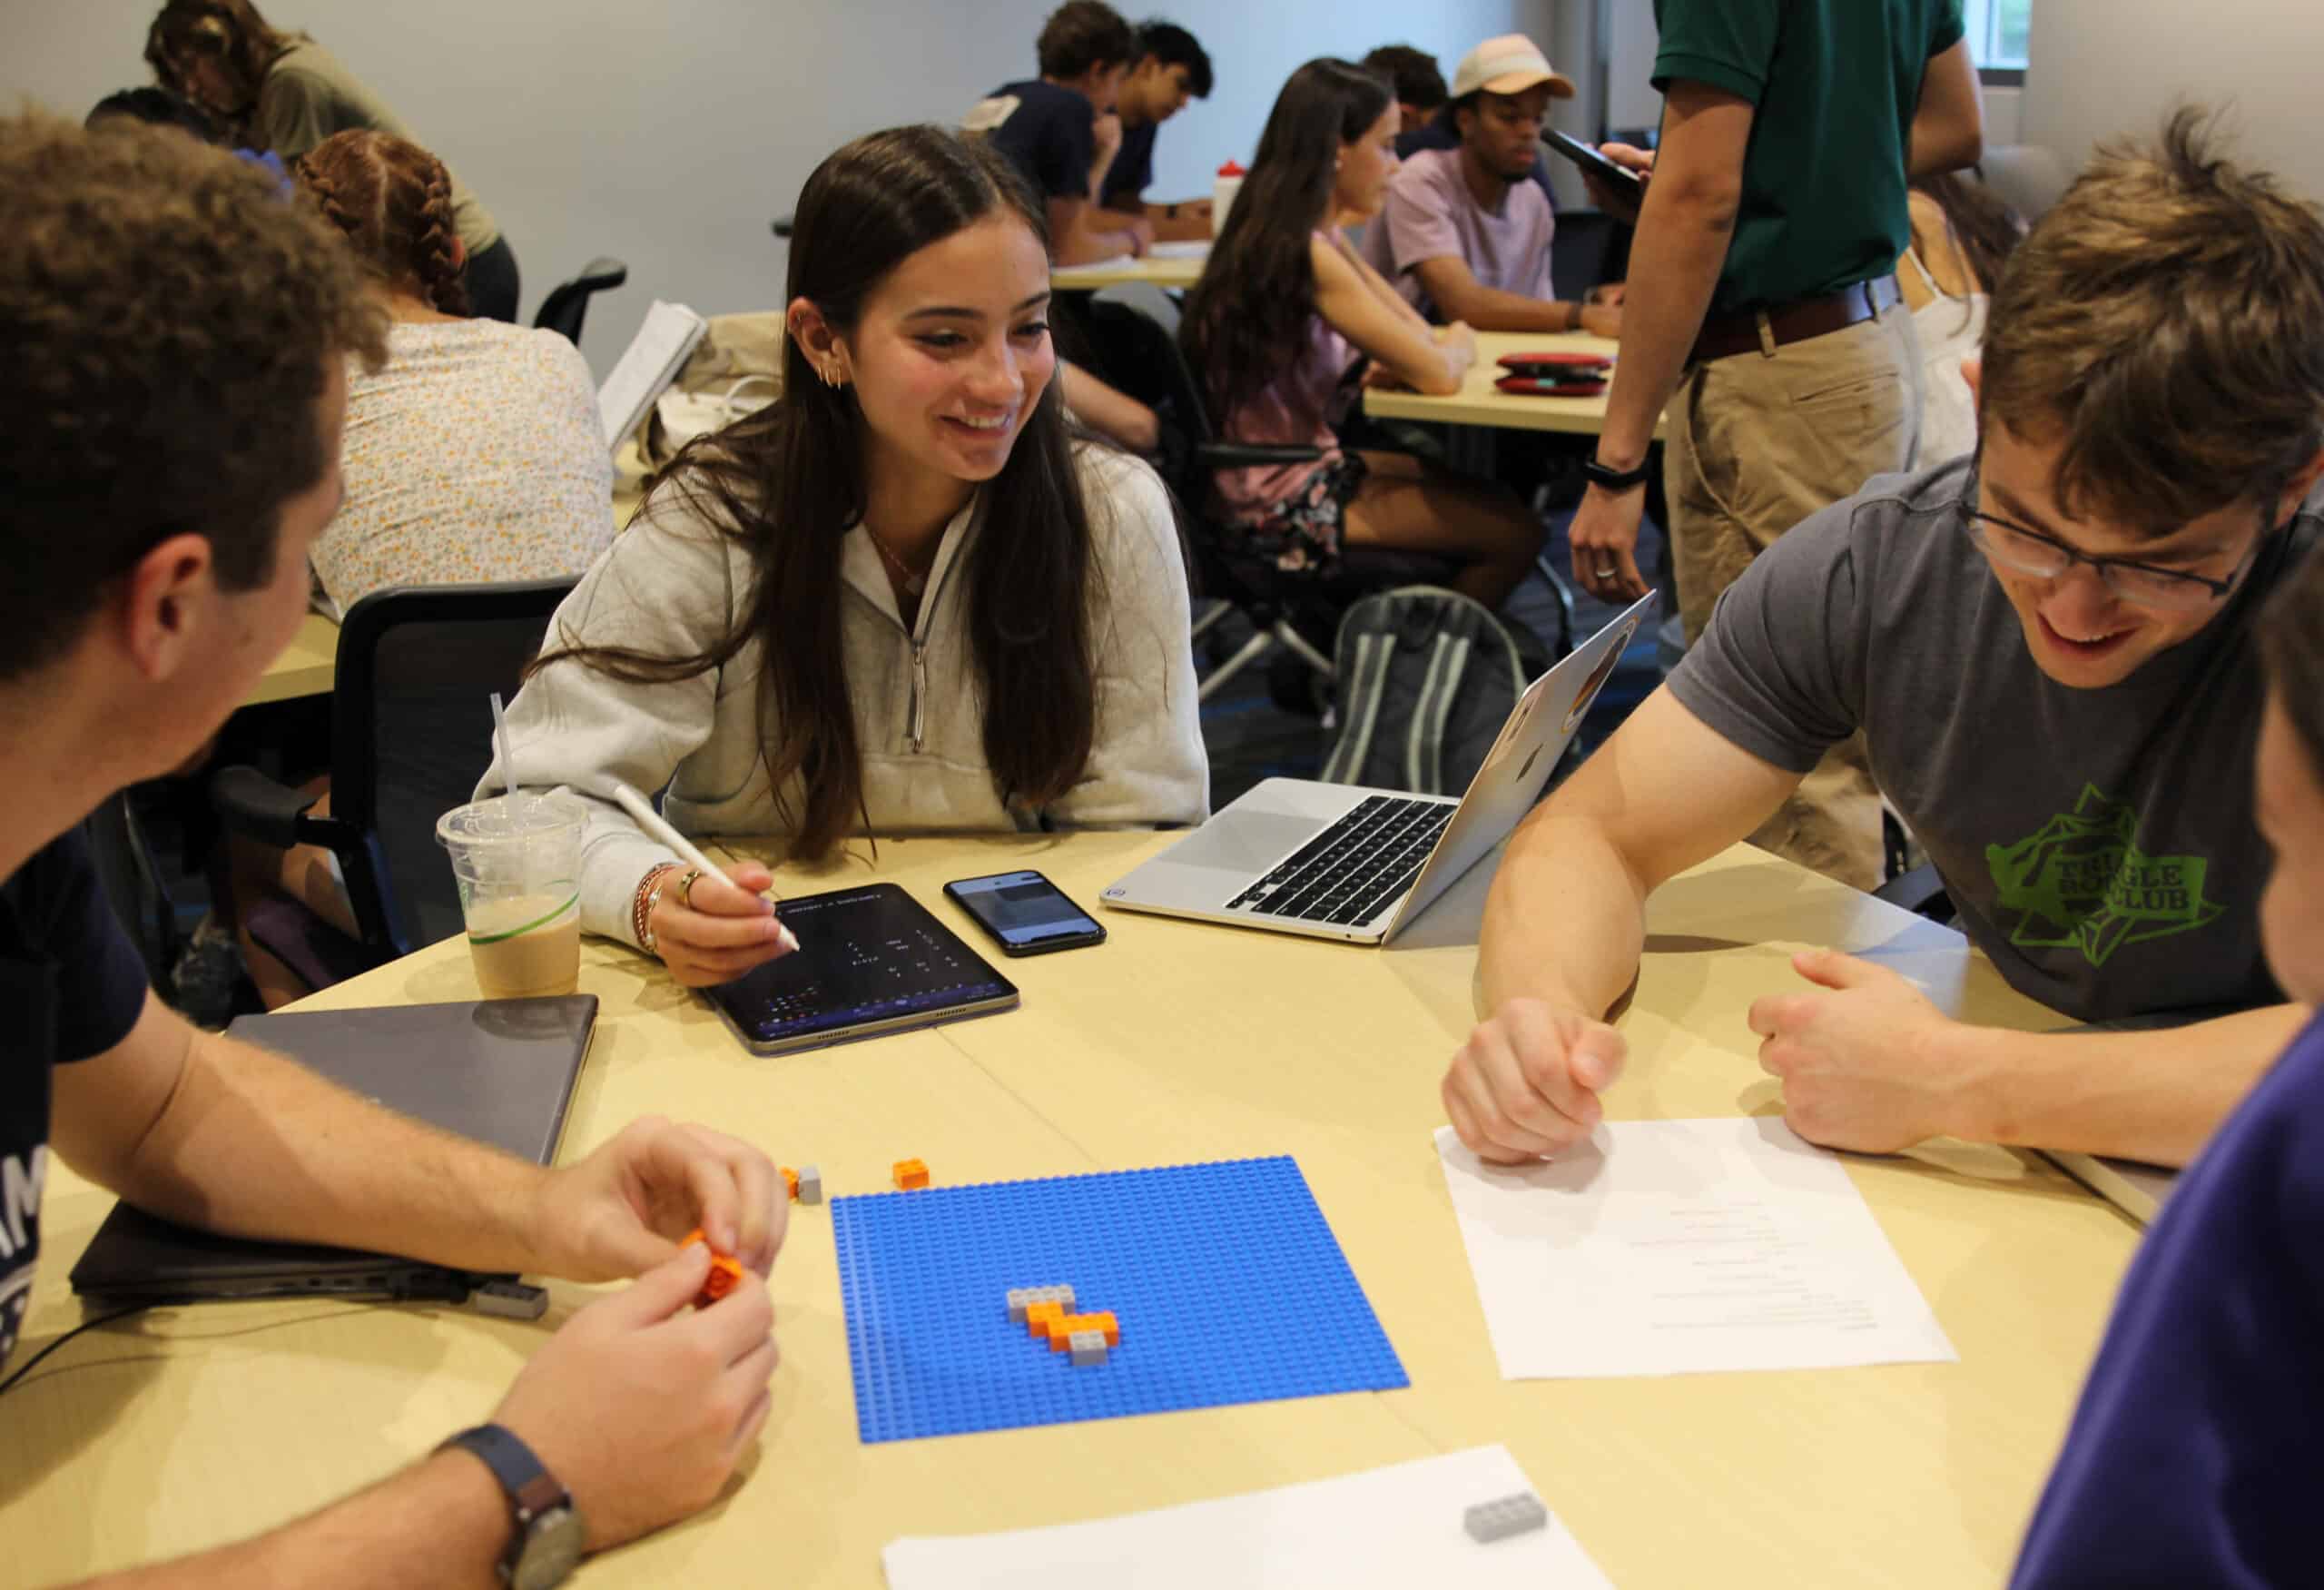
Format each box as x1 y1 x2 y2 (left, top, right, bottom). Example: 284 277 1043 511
1985 785 2224 968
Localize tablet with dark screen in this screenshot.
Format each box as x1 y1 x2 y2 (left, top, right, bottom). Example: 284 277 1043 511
703 882 1019 1053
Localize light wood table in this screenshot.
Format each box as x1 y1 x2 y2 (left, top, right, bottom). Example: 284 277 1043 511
1364 328 1668 440
238 611 340 707
8 835 2138 1587
1051 252 1206 291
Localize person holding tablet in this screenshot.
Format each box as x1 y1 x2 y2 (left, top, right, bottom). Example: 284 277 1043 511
1179 59 1546 609
3 113 784 1585
487 126 1207 989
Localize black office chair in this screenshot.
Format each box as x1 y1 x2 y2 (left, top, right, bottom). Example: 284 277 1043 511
532 257 628 346
82 790 178 993
211 579 576 993
1083 282 1459 705
1548 210 1620 305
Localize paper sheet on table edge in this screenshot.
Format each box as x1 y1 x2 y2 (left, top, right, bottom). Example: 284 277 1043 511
881 1444 1612 1589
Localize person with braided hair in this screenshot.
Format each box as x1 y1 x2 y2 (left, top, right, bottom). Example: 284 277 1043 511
216 129 611 1009
291 129 609 623
145 0 521 320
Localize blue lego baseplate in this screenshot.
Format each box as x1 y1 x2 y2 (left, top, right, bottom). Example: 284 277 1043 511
831 1155 1408 1442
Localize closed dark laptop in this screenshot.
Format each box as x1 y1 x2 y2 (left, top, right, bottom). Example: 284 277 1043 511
69 995 596 1303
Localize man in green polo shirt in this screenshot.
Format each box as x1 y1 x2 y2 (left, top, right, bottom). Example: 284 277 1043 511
1567 1 1984 888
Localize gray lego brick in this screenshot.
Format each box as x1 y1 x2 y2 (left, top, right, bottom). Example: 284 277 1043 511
1462 1491 1548 1544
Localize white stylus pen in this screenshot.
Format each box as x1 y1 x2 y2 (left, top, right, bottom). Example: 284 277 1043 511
610 781 799 952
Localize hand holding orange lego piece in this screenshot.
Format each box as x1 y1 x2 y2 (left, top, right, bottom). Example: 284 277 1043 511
682 1227 744 1309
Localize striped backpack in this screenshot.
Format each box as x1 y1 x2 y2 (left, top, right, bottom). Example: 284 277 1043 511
1320 587 1550 795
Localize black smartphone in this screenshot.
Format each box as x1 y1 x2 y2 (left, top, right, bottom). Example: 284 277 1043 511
1541 128 1644 192
943 870 1108 956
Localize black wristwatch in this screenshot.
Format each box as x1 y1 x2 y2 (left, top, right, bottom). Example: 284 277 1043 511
1583 456 1653 493
438 1424 586 1589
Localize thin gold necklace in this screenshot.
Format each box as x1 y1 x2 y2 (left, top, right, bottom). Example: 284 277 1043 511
862 524 933 597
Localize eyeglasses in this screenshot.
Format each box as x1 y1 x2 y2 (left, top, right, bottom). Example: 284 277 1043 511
1955 476 2263 614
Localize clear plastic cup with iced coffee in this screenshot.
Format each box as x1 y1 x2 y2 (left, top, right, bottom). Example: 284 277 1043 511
435 792 586 999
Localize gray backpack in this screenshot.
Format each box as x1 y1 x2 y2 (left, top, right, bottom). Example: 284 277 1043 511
1321 587 1549 795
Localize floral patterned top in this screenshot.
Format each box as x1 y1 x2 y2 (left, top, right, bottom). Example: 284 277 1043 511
312 320 614 618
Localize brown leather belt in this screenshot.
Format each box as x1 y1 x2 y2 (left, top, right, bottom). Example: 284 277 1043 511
1689 273 1902 364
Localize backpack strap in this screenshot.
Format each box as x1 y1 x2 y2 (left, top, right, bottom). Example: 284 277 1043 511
1321 628 1393 785
1405 628 1472 795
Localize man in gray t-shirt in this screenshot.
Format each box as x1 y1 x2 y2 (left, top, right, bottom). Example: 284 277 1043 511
1438 115 2324 1172
1669 456 2312 1025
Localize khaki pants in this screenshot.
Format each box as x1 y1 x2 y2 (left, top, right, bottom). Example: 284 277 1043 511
1666 303 1923 890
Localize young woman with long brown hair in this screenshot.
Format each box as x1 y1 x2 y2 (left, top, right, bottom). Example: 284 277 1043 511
144 0 521 319
485 126 1206 988
1181 57 1546 608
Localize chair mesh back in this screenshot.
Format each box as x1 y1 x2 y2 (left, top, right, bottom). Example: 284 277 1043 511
336 585 568 952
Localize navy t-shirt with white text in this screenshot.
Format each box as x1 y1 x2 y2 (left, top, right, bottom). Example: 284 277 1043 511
1 829 150 1369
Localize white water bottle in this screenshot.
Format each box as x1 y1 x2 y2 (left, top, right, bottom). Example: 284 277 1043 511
1212 160 1246 238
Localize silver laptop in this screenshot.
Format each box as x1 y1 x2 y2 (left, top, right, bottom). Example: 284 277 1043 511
1104 593 1655 944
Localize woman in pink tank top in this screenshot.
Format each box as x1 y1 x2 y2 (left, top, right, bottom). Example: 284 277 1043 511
1182 58 1544 606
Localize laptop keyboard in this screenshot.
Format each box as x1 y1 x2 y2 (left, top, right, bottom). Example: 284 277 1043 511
1224 795 1453 927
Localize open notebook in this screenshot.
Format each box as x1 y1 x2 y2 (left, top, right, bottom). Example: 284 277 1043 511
596 299 707 450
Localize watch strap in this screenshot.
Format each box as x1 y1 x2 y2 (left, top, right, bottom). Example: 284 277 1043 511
438 1424 572 1576
1583 457 1653 492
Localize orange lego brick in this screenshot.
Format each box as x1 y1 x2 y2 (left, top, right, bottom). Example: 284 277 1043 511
1049 1312 1122 1350
1027 1300 1066 1339
892 1158 931 1191
781 1167 800 1201
681 1227 744 1309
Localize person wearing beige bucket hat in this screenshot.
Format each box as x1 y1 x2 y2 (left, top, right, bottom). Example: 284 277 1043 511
1361 35 1616 337
1451 33 1576 101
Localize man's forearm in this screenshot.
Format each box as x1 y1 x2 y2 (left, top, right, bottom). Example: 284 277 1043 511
115 1030 548 1273
1943 1003 2309 1165
1906 40 1984 178
76 1450 508 1589
1479 813 1653 1019
1439 280 1581 334
1592 188 1731 469
1148 202 1211 242
1055 218 1137 264
1906 116 1982 179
